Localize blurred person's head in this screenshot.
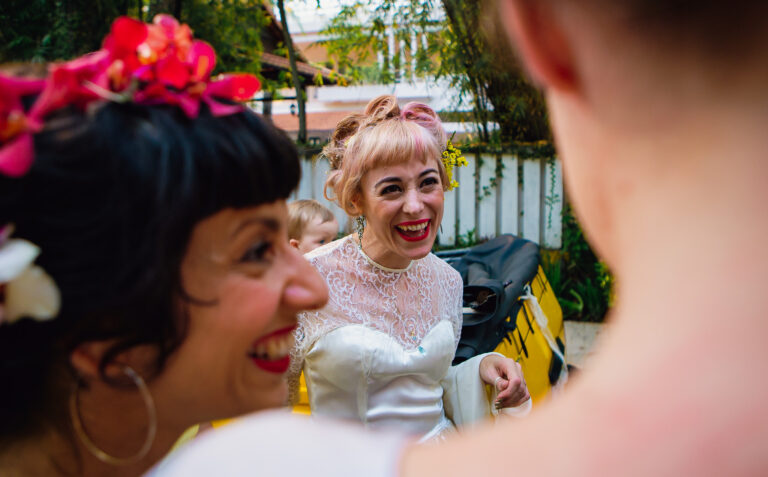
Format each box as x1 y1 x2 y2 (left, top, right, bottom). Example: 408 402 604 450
323 95 448 269
288 199 339 254
495 0 768 266
0 15 327 474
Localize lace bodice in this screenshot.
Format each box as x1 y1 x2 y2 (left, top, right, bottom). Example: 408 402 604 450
288 235 464 404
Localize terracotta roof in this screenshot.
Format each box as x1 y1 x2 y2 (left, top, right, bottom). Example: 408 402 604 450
270 111 355 139
260 52 339 85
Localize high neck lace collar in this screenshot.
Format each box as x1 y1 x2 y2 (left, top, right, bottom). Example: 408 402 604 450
355 237 414 273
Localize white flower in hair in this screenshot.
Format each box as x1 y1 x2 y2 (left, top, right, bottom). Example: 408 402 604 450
0 224 60 325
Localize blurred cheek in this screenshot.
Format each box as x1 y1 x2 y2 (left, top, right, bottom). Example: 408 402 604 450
213 277 280 331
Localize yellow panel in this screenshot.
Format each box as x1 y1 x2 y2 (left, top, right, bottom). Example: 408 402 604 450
493 268 565 405
292 372 311 415
211 418 233 428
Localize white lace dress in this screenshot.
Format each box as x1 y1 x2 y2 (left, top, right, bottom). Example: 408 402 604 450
288 236 495 441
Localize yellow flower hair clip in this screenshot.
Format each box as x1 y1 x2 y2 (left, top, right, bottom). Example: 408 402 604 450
442 140 468 190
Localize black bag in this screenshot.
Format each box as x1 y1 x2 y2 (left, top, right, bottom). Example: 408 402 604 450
439 235 540 365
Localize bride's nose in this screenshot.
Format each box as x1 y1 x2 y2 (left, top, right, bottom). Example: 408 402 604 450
402 189 425 215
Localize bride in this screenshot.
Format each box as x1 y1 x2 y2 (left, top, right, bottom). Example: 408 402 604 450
288 96 530 441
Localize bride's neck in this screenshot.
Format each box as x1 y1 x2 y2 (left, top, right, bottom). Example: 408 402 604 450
358 232 412 270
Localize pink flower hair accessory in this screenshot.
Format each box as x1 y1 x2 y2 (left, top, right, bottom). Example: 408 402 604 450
0 14 261 179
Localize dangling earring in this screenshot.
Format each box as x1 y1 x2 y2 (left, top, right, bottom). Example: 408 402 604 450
356 215 366 249
70 365 157 466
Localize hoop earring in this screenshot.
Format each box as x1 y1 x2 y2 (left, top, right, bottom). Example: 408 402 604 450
69 365 157 466
355 215 365 249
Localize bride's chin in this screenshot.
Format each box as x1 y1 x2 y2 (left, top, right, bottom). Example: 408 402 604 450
401 244 434 260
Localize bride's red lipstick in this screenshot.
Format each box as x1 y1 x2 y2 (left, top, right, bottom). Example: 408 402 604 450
395 219 430 242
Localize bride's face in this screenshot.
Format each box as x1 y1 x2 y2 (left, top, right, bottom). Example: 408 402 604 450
357 156 444 266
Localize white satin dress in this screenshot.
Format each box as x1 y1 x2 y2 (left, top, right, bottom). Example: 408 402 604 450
289 236 495 441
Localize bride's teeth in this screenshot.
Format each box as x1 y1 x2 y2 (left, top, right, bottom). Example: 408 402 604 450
398 222 428 232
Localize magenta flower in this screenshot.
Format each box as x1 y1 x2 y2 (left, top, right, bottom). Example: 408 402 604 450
0 75 45 177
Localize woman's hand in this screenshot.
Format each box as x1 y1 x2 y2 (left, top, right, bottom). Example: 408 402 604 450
479 354 530 409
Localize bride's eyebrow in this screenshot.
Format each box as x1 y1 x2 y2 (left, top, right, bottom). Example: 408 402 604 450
374 176 401 188
374 169 439 188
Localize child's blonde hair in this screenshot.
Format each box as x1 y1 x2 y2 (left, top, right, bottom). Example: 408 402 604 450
287 199 336 240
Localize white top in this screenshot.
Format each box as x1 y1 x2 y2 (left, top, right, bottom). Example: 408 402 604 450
289 236 491 440
148 411 407 477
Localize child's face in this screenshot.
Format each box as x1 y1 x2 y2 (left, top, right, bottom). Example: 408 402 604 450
296 217 339 254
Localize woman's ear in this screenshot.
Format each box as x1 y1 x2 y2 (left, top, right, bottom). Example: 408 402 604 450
348 193 364 217
70 341 157 380
70 342 106 379
498 0 578 93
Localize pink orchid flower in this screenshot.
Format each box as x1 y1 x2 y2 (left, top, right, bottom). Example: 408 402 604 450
0 75 45 177
204 74 261 116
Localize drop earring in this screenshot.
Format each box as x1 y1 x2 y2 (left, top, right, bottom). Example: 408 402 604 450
355 215 365 250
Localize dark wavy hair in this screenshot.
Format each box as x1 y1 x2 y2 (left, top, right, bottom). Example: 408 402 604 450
0 100 300 443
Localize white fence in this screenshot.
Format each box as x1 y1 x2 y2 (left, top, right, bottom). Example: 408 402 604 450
292 152 564 249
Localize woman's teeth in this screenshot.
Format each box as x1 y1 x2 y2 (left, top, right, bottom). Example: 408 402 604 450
397 222 428 232
250 333 294 361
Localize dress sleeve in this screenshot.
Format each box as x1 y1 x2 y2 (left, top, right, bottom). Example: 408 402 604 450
448 267 464 350
440 352 503 428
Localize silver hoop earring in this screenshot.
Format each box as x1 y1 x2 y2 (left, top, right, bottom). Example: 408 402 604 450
69 365 157 466
355 215 366 249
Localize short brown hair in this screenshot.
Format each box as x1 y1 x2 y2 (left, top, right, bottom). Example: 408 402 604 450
287 199 336 240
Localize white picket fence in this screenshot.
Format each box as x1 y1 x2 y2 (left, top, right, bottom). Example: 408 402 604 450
292 152 564 249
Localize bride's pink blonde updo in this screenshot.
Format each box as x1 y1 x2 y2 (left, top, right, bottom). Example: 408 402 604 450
323 95 448 216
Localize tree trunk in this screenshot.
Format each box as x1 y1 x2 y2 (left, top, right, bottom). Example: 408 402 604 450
276 0 307 144
441 0 548 143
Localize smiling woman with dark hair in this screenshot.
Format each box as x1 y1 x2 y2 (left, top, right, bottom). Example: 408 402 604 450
0 15 327 476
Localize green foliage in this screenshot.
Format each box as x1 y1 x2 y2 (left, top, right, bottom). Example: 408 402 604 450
541 205 613 322
0 0 133 62
434 227 478 251
313 0 549 143
0 0 289 92
455 228 478 249
182 0 268 79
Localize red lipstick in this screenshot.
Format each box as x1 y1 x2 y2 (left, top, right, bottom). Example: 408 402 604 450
252 325 296 345
251 355 291 374
249 325 296 374
395 219 431 242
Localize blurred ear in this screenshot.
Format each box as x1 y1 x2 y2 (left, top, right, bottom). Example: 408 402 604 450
289 238 301 249
70 341 156 380
70 342 107 379
498 0 578 93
